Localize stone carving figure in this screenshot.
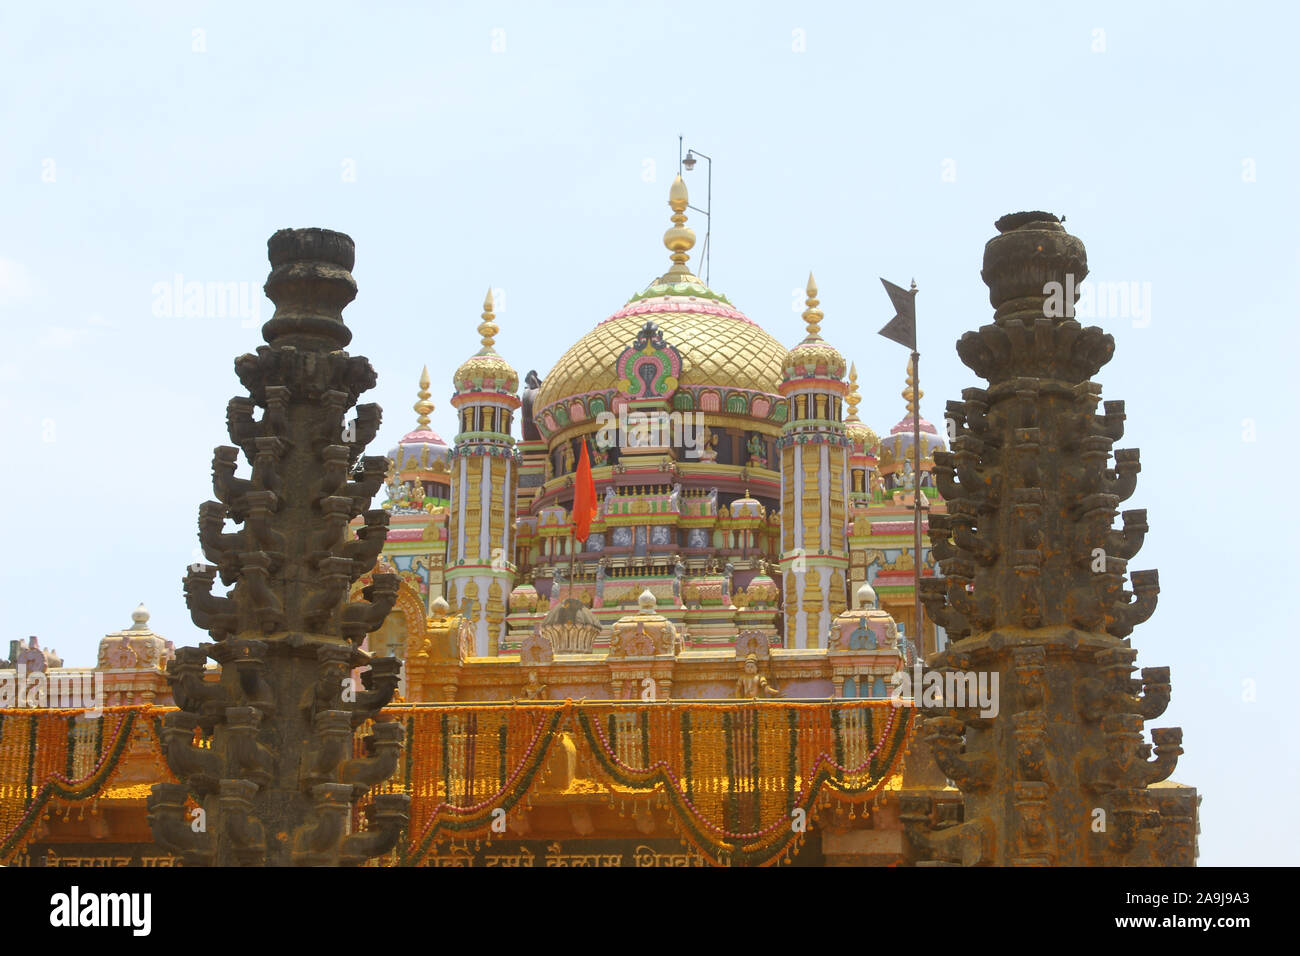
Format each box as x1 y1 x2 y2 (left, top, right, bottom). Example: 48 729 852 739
105 637 136 668
521 669 548 700
383 467 403 505
736 654 781 699
16 637 47 674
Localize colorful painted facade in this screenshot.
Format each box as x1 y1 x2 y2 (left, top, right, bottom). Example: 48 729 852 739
0 195 1195 869
358 174 949 690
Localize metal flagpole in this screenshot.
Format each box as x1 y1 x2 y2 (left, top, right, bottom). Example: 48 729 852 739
568 528 577 601
878 276 922 661
911 348 923 658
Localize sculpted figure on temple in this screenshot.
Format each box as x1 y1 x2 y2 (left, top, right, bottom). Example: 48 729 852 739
521 669 548 700
16 637 47 674
699 428 719 462
521 370 543 442
736 654 781 699
383 470 403 506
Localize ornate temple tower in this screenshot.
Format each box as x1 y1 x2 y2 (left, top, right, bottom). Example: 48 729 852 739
904 212 1193 866
446 290 521 656
149 228 409 866
778 275 850 648
364 367 453 623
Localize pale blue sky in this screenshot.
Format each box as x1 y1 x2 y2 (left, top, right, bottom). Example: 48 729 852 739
2 1 1296 866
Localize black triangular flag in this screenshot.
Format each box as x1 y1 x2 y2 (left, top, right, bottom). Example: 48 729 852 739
878 277 916 350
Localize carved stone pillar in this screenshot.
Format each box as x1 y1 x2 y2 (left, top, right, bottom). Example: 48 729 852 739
909 212 1193 867
149 229 410 866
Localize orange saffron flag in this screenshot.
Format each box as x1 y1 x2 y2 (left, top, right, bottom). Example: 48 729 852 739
573 441 598 543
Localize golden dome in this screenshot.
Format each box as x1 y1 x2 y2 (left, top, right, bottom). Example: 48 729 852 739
534 175 786 420
846 420 879 455
535 296 788 412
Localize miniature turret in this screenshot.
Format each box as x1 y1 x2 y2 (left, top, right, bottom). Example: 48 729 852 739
446 289 521 655
778 274 850 647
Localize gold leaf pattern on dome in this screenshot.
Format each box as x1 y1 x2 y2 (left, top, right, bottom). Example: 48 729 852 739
535 303 788 411
846 419 879 456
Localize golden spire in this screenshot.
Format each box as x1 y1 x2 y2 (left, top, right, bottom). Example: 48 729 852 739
477 288 498 351
846 362 861 421
902 355 922 418
801 272 823 339
660 175 697 282
414 365 434 429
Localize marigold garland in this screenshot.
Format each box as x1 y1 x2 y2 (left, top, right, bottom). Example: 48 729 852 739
1 701 914 868
0 707 161 863
573 701 912 865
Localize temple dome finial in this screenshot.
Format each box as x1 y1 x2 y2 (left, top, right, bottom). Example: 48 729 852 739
414 366 434 429
802 272 823 339
659 175 697 283
478 288 498 351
